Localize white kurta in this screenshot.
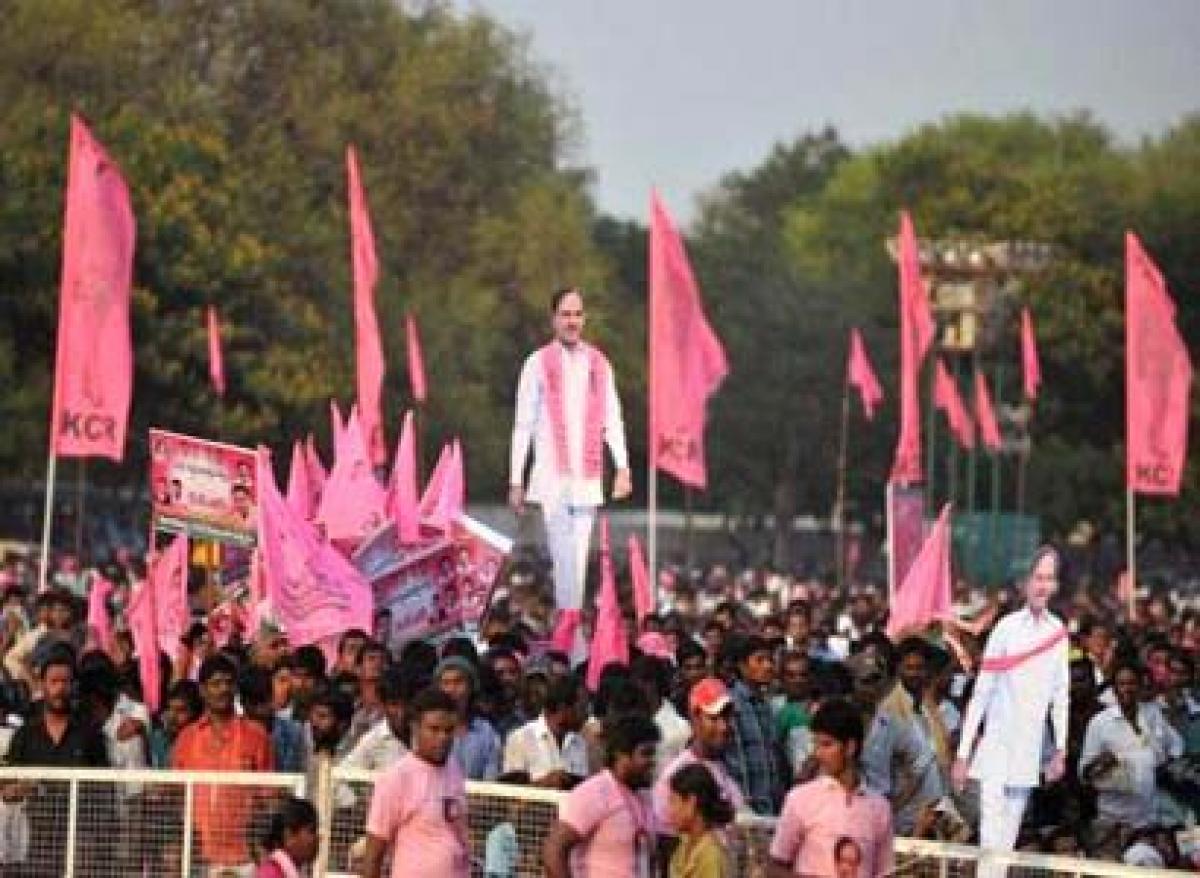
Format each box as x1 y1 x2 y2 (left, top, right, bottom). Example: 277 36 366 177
1080 702 1182 826
957 607 1070 787
509 342 628 507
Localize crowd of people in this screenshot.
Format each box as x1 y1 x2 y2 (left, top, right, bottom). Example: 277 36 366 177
0 542 1197 876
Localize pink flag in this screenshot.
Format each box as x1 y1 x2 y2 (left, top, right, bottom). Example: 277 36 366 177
628 534 653 625
586 518 629 690
551 609 582 656
974 371 1003 453
207 305 225 397
847 328 884 420
933 359 975 449
406 312 428 403
347 145 387 468
887 503 952 638
316 405 388 547
126 578 162 713
329 400 349 466
257 448 373 647
1020 307 1041 401
889 211 935 485
304 434 327 511
86 573 115 653
419 443 453 521
386 410 421 544
286 440 313 520
150 533 189 661
649 190 729 489
424 440 465 532
1127 232 1192 496
50 115 136 461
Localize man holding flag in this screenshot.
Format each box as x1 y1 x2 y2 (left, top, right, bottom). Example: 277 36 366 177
509 287 632 617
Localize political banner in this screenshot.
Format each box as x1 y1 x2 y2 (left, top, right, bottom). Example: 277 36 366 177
150 428 258 546
364 513 512 644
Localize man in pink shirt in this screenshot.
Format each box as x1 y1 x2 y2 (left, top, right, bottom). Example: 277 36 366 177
653 677 746 842
768 698 893 878
360 687 470 878
543 713 661 878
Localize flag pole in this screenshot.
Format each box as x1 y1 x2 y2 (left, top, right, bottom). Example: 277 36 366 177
834 367 851 593
38 452 58 593
1126 486 1136 621
74 459 87 559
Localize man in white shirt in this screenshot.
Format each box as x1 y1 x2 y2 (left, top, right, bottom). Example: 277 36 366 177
509 288 631 614
952 547 1070 877
502 675 588 789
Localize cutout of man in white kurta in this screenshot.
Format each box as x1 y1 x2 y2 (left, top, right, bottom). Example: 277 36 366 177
952 547 1069 878
509 289 632 614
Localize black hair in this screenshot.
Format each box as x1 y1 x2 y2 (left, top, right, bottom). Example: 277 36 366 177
630 654 672 699
77 663 119 708
399 639 439 679
484 647 519 668
262 795 317 853
293 645 326 679
166 679 204 722
604 713 660 765
1111 660 1146 685
543 675 584 713
895 636 931 663
378 665 420 704
408 686 459 722
39 642 77 677
310 687 355 725
182 622 209 650
668 763 735 828
810 697 865 754
592 665 633 719
551 286 582 313
544 649 570 668
441 636 479 666
337 628 369 655
198 653 238 685
676 638 707 666
487 632 529 658
238 666 273 709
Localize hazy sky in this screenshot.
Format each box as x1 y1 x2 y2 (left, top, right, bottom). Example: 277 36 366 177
452 0 1200 223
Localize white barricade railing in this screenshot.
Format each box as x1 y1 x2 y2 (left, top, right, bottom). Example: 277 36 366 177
0 765 1189 877
0 766 306 877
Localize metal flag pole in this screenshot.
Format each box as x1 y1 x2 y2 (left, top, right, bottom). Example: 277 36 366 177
37 452 58 593
1126 487 1137 620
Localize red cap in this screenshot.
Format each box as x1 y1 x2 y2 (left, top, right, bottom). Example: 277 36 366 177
688 677 732 716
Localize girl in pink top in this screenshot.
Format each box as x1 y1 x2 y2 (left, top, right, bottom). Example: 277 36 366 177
254 797 318 878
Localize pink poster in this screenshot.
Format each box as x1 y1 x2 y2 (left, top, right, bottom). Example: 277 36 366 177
150 428 258 546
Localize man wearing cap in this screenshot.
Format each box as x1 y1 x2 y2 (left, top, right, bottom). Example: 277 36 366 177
653 677 746 848
4 588 74 692
723 634 787 815
508 288 632 621
435 656 502 780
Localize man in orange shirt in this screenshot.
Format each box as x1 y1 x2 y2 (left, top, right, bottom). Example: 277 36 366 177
173 654 274 874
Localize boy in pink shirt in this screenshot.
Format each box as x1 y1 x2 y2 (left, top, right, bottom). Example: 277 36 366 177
767 698 893 878
360 688 470 878
543 713 661 878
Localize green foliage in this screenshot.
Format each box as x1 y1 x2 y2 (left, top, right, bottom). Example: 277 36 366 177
0 0 611 496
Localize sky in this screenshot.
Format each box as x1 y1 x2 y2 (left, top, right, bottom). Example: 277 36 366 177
451 0 1200 223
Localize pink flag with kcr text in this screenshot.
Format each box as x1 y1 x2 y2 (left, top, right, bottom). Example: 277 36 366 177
649 190 729 489
1126 232 1192 496
51 115 136 461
